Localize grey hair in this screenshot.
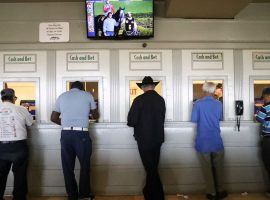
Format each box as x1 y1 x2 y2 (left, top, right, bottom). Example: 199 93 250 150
202 81 216 94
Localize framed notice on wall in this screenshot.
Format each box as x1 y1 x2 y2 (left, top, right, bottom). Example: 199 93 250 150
39 22 69 42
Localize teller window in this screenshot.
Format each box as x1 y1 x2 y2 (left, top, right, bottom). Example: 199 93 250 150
67 81 99 122
129 80 162 107
193 80 224 103
3 82 36 120
254 80 270 115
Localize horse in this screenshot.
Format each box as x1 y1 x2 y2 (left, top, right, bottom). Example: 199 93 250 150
95 7 126 37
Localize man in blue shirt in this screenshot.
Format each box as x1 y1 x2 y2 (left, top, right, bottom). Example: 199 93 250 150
103 12 118 36
51 81 98 200
255 87 270 197
191 82 227 200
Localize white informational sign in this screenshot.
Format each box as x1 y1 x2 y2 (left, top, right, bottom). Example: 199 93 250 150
129 52 162 70
192 52 223 70
4 54 37 72
253 52 270 69
39 22 69 42
67 52 99 71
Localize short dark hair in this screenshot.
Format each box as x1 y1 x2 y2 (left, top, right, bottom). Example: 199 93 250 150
70 81 85 91
1 88 15 102
1 95 14 102
216 83 223 89
262 87 270 98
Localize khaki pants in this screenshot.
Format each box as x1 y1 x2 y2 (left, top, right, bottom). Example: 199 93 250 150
199 151 225 195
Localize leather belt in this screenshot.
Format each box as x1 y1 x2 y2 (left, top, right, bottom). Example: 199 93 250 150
62 127 88 131
0 140 26 144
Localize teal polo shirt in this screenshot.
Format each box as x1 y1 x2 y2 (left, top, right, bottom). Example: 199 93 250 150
54 88 96 128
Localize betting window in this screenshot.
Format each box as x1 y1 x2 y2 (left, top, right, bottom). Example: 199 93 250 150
3 82 36 120
253 80 270 114
66 81 99 122
129 80 162 107
192 80 223 103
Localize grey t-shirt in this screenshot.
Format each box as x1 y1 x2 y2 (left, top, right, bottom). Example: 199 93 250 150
54 88 96 128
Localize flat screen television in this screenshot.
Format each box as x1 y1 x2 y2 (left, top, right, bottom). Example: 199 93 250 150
86 0 154 39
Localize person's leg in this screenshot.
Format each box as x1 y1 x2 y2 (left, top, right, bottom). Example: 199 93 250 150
0 158 12 200
261 137 270 191
138 143 164 200
212 151 228 199
61 131 78 200
12 142 28 200
75 132 93 199
212 151 225 191
198 153 216 196
151 143 164 200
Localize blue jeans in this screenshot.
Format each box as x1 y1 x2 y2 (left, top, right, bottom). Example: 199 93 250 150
61 130 92 200
105 31 114 36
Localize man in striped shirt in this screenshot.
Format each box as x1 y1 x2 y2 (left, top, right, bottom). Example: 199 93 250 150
256 87 270 196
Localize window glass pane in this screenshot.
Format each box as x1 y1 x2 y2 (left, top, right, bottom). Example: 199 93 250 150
254 80 270 114
129 80 162 107
4 82 36 120
66 81 99 122
193 80 223 103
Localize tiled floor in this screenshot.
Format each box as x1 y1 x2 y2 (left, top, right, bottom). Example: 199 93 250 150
4 193 270 200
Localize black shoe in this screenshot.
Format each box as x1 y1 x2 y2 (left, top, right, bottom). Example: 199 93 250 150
265 191 270 198
206 193 217 200
217 190 228 199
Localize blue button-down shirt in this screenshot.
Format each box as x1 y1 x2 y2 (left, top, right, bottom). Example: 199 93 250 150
191 95 224 153
54 88 96 128
103 18 118 32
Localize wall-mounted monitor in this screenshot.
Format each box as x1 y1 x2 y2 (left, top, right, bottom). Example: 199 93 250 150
86 0 154 39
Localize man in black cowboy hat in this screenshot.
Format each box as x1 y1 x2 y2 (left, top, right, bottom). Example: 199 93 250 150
127 76 165 200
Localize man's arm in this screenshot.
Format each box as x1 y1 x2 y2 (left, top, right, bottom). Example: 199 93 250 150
90 109 99 120
255 106 267 123
191 102 198 123
21 107 34 126
103 20 107 35
51 111 61 125
127 98 140 127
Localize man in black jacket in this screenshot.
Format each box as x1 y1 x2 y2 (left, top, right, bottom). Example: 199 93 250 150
127 76 165 200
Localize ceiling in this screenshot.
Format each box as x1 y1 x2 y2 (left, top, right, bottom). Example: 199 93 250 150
0 0 270 19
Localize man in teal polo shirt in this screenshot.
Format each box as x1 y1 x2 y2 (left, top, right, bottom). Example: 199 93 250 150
51 81 98 200
191 82 227 200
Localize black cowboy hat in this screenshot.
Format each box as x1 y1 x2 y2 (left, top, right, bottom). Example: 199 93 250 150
136 76 159 89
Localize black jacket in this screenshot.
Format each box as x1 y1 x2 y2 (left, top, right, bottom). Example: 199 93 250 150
127 90 166 146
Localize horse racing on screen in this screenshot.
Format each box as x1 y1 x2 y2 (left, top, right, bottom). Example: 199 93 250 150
86 0 154 39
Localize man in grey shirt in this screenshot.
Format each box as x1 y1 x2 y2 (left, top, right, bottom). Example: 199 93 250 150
51 81 98 200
